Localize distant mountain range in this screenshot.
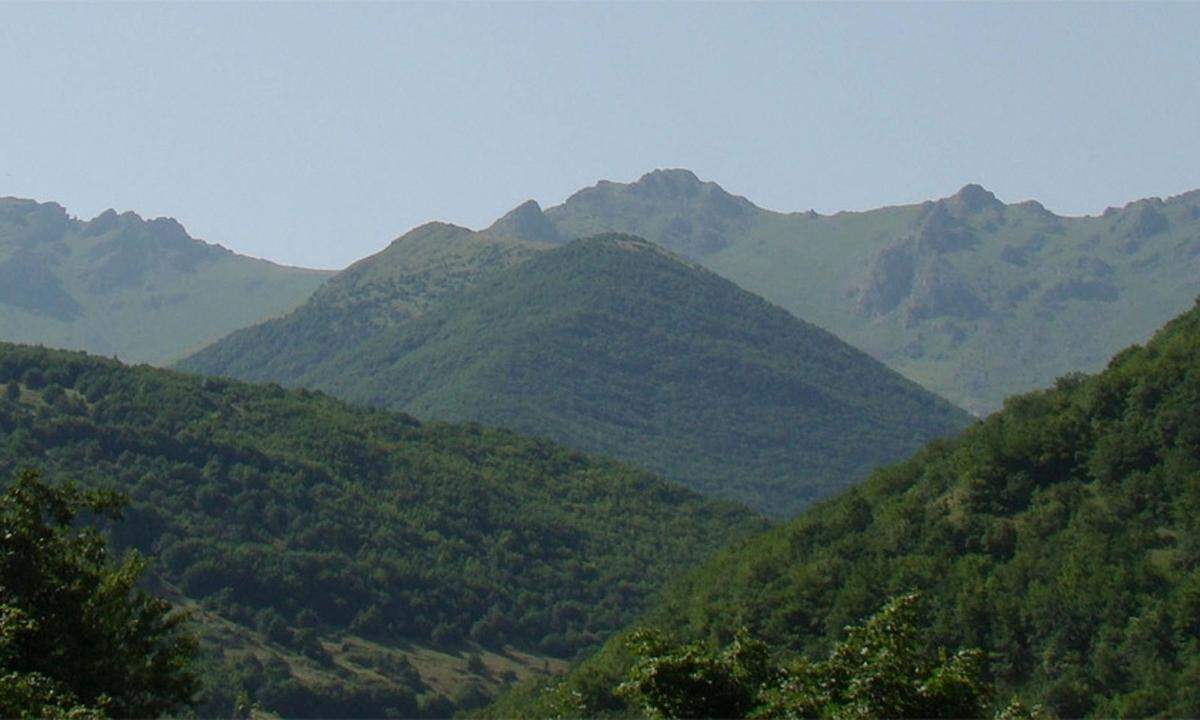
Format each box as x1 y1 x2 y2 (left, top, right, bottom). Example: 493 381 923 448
180 233 972 515
492 298 1200 719
0 197 331 364
490 170 1200 415
6 176 1197 417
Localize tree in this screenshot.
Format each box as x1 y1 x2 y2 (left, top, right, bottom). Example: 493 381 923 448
619 593 994 719
0 470 198 718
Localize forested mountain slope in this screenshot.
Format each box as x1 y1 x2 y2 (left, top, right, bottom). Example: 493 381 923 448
0 197 332 363
499 299 1200 718
187 234 971 516
500 169 1200 414
0 343 763 716
179 222 548 383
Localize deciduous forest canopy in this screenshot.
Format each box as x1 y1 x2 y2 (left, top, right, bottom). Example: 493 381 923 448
0 344 763 716
490 300 1200 718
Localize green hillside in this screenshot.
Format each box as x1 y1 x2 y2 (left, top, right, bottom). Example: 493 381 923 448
179 222 547 384
0 197 331 364
500 299 1200 718
503 169 1200 415
185 234 971 516
0 342 763 716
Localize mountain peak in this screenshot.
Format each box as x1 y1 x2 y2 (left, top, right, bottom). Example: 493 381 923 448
636 167 702 184
947 183 1003 214
387 221 473 245
629 168 709 199
486 199 564 244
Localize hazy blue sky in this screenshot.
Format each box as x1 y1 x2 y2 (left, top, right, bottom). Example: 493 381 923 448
2 3 1198 269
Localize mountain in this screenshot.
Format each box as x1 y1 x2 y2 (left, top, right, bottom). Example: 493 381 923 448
498 170 1200 415
183 233 972 516
495 299 1200 718
0 342 764 716
177 222 549 384
0 197 332 364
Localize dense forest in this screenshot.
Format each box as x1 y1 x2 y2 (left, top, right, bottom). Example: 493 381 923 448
184 234 971 516
0 343 764 716
493 299 1200 718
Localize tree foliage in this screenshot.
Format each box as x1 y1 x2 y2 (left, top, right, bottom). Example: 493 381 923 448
493 299 1200 718
617 593 993 720
0 342 763 716
0 470 198 718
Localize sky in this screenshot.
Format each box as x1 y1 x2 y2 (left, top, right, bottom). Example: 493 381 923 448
2 3 1198 270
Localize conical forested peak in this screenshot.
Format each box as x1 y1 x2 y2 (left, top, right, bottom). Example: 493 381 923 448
280 230 971 515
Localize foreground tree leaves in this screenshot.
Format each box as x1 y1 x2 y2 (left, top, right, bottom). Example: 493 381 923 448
617 593 1045 720
0 469 198 718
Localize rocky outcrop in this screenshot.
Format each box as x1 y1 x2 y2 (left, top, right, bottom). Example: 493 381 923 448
486 200 565 244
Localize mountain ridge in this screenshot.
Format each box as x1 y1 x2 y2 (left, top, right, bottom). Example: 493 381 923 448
178 222 549 385
493 172 1200 414
0 196 332 364
183 232 973 515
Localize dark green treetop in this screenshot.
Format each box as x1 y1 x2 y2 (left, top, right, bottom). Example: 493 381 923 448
0 470 198 718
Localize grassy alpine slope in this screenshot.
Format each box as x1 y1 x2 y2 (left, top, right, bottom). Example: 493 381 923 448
0 342 764 716
509 169 1200 415
0 197 332 364
496 298 1200 718
178 222 549 384
188 234 972 516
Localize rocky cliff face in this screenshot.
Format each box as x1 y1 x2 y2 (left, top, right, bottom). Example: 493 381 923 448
854 190 996 324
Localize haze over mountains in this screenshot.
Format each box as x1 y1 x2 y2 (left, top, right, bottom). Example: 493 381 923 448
490 169 1200 415
182 233 972 515
0 197 332 364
